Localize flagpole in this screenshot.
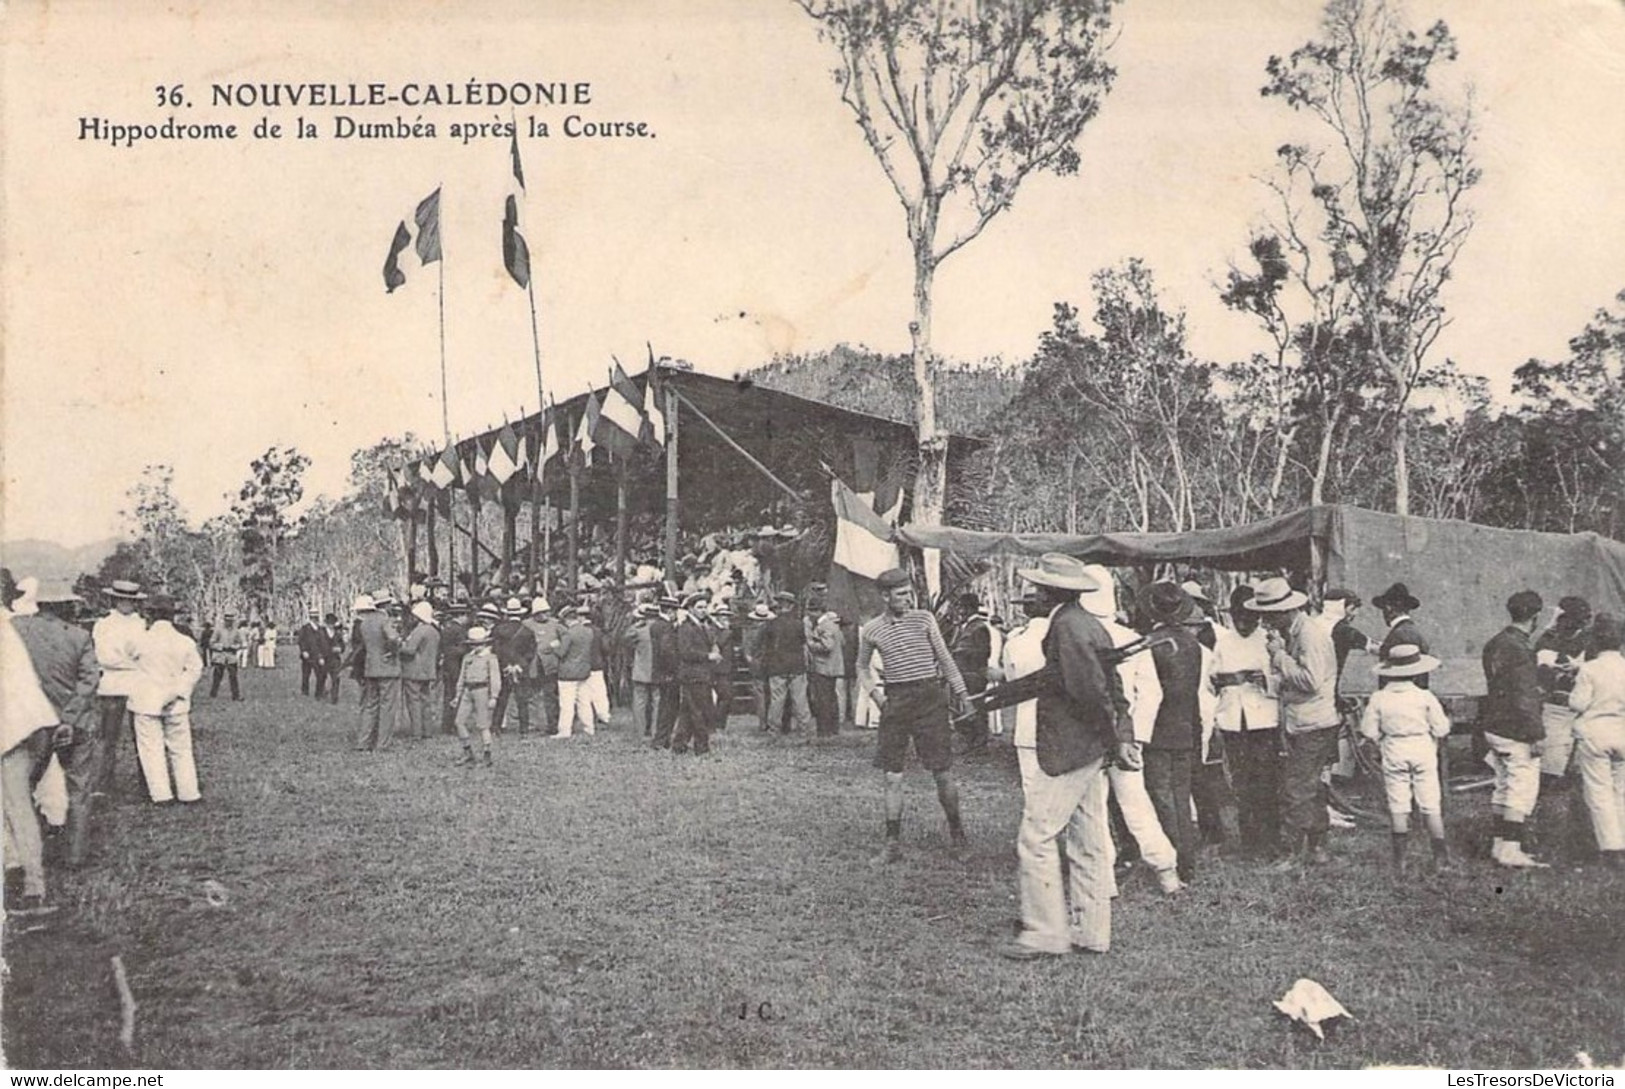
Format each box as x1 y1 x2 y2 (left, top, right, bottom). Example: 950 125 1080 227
438 256 450 444
526 282 545 590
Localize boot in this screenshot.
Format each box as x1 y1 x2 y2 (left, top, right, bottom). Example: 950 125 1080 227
453 746 475 768
482 749 493 767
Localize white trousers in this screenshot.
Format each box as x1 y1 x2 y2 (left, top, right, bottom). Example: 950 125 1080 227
1484 731 1541 820
1574 717 1625 852
555 679 597 737
134 708 201 803
1541 704 1578 778
1381 734 1442 817
1 743 45 897
584 670 610 726
1014 748 1113 954
1106 764 1178 874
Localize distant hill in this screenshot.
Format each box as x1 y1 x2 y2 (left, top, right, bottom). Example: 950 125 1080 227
0 537 122 583
742 345 1021 436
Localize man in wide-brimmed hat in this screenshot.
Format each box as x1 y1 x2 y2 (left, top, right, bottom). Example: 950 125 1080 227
523 597 561 739
11 579 99 869
1373 583 1429 691
1135 580 1211 888
296 609 325 698
351 589 404 752
490 598 537 738
1212 585 1283 858
208 609 246 701
856 567 970 868
998 554 1132 960
648 596 682 746
91 579 148 794
740 598 775 732
127 595 204 806
950 591 1002 754
763 589 812 736
1248 577 1341 869
399 601 441 740
1359 643 1452 874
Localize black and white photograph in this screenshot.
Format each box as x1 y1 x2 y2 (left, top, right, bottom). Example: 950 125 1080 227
2 0 1623 1073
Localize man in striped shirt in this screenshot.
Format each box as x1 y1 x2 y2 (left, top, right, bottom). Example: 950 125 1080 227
857 567 970 865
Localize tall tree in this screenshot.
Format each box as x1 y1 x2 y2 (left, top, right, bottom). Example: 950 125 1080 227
230 446 311 616
797 0 1120 588
1261 0 1478 514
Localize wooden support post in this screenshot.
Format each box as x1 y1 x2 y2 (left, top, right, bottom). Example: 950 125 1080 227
567 461 581 595
615 462 629 596
470 492 482 594
664 384 679 579
501 498 517 586
529 479 541 592
426 498 439 577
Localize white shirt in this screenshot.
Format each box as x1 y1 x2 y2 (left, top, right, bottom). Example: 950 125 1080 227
1571 650 1625 729
1210 626 1278 732
1358 679 1450 742
93 609 148 697
1098 616 1162 745
1001 615 1051 749
127 621 204 716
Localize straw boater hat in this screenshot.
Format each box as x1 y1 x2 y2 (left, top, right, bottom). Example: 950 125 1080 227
774 590 797 605
351 594 376 613
372 589 396 608
1017 553 1101 592
1246 577 1308 613
1376 643 1440 678
756 525 779 537
749 601 775 620
1372 582 1421 613
503 597 528 618
657 595 681 611
105 579 147 601
464 626 492 646
1138 581 1195 627
1179 580 1211 605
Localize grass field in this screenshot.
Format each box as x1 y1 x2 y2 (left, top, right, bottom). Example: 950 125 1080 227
3 663 1622 1069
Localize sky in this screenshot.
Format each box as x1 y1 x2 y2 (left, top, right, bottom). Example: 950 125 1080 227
3 0 1623 547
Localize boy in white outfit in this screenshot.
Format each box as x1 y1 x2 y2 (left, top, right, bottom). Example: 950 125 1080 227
1359 644 1452 873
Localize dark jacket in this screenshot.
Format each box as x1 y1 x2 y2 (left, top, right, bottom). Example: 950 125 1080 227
763 611 806 677
1147 625 1202 751
1036 602 1130 776
711 618 737 680
12 613 99 730
439 617 467 679
741 616 771 678
296 622 324 661
650 617 679 685
676 617 717 685
1481 625 1541 743
952 616 993 683
493 618 537 675
1379 616 1430 689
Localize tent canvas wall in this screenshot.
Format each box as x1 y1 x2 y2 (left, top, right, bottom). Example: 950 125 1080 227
896 505 1625 697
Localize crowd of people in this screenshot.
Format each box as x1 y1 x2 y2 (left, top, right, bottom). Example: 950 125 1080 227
4 553 1623 963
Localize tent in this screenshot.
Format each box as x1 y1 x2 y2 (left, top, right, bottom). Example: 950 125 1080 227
895 505 1625 697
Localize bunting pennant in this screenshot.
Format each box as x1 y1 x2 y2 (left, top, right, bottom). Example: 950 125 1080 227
414 188 442 264
489 424 521 485
599 363 644 460
540 402 561 471
431 445 457 489
644 345 667 448
576 391 601 461
383 222 411 293
417 458 435 487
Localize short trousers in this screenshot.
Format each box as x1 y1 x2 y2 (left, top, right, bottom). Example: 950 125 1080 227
1380 734 1442 817
875 680 952 774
